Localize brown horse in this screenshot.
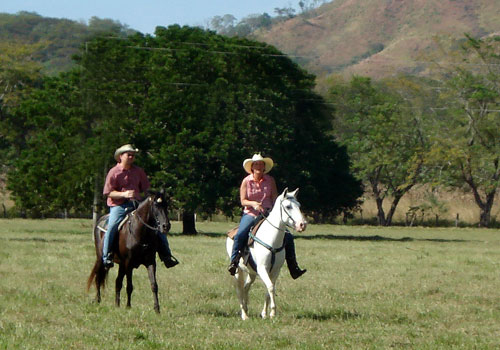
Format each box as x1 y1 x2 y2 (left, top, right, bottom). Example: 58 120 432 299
87 190 171 313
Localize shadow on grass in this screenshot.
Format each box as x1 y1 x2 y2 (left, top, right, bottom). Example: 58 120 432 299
5 237 68 243
193 231 476 244
295 309 362 321
296 234 475 243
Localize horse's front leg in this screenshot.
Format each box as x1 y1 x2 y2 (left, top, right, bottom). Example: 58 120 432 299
125 269 134 309
146 264 160 314
257 267 276 319
115 265 126 307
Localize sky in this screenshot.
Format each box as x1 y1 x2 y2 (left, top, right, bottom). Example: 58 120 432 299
0 0 297 34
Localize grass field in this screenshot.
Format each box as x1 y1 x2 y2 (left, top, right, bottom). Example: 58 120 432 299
0 219 499 349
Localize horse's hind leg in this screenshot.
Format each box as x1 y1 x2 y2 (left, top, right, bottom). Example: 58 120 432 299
115 265 126 307
146 264 160 313
234 272 252 320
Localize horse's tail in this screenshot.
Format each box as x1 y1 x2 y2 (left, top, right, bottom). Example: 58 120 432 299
87 259 108 292
87 225 108 292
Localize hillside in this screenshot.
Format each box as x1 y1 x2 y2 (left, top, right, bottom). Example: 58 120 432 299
254 0 500 80
0 12 134 75
2 1 499 80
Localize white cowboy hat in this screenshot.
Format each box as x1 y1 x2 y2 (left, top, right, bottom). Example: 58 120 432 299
243 153 274 174
114 144 139 161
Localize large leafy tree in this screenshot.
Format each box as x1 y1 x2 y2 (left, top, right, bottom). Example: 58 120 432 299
0 41 43 196
7 26 361 230
429 35 500 227
328 75 429 226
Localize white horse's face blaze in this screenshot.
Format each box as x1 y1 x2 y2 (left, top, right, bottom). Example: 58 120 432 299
282 195 307 232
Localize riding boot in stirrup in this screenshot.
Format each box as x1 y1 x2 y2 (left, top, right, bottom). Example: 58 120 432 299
162 255 179 269
103 253 114 268
286 258 307 280
227 256 240 276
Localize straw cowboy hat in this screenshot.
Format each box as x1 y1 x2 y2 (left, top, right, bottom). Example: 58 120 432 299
114 144 139 161
243 153 274 174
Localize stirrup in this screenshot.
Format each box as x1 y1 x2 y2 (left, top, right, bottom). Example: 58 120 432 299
163 255 179 268
227 261 238 275
103 256 114 268
290 265 307 280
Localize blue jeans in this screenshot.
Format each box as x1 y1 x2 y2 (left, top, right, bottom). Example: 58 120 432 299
156 230 172 260
230 213 296 262
230 214 260 262
102 202 135 260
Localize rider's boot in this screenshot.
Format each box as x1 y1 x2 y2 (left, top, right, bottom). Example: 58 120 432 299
284 231 306 279
162 255 179 268
103 253 114 268
286 258 307 279
156 232 179 268
227 254 240 275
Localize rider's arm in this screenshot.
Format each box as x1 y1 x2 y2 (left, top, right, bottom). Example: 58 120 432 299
107 190 135 199
240 179 261 211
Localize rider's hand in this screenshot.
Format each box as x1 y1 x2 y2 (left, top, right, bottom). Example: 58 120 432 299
253 202 264 212
123 190 135 199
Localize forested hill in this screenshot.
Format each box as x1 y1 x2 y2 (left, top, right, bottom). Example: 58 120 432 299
253 0 500 80
0 12 135 75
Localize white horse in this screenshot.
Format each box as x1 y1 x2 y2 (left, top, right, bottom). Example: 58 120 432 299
226 188 307 320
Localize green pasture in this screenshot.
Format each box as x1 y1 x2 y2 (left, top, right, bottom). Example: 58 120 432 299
0 219 499 349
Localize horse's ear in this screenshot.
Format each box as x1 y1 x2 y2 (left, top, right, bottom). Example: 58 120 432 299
289 188 299 197
281 187 289 197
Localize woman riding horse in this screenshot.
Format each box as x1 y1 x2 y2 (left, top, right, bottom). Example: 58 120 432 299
228 153 306 279
102 144 178 269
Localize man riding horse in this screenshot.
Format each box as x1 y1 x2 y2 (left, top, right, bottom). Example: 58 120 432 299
101 144 178 269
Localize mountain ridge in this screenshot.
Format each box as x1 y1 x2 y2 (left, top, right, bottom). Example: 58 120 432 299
253 0 500 79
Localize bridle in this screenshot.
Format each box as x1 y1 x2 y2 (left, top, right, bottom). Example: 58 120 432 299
261 196 300 233
130 196 167 233
248 195 301 268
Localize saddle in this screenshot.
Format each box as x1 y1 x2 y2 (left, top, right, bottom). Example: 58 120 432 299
226 218 265 246
226 218 266 271
96 214 131 234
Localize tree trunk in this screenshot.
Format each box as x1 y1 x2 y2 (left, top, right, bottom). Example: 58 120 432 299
92 172 101 228
369 171 386 226
375 196 386 226
478 191 495 228
468 181 496 228
182 211 197 235
385 194 403 226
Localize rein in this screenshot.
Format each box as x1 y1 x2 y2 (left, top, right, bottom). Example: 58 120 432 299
134 209 160 231
249 196 298 270
130 198 162 233
260 197 298 233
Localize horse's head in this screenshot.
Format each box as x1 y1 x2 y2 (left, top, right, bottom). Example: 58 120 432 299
148 189 171 234
279 188 307 232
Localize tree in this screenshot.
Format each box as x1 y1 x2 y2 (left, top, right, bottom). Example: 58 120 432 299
6 72 94 216
328 75 428 225
430 34 500 227
0 41 44 190
6 26 361 230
